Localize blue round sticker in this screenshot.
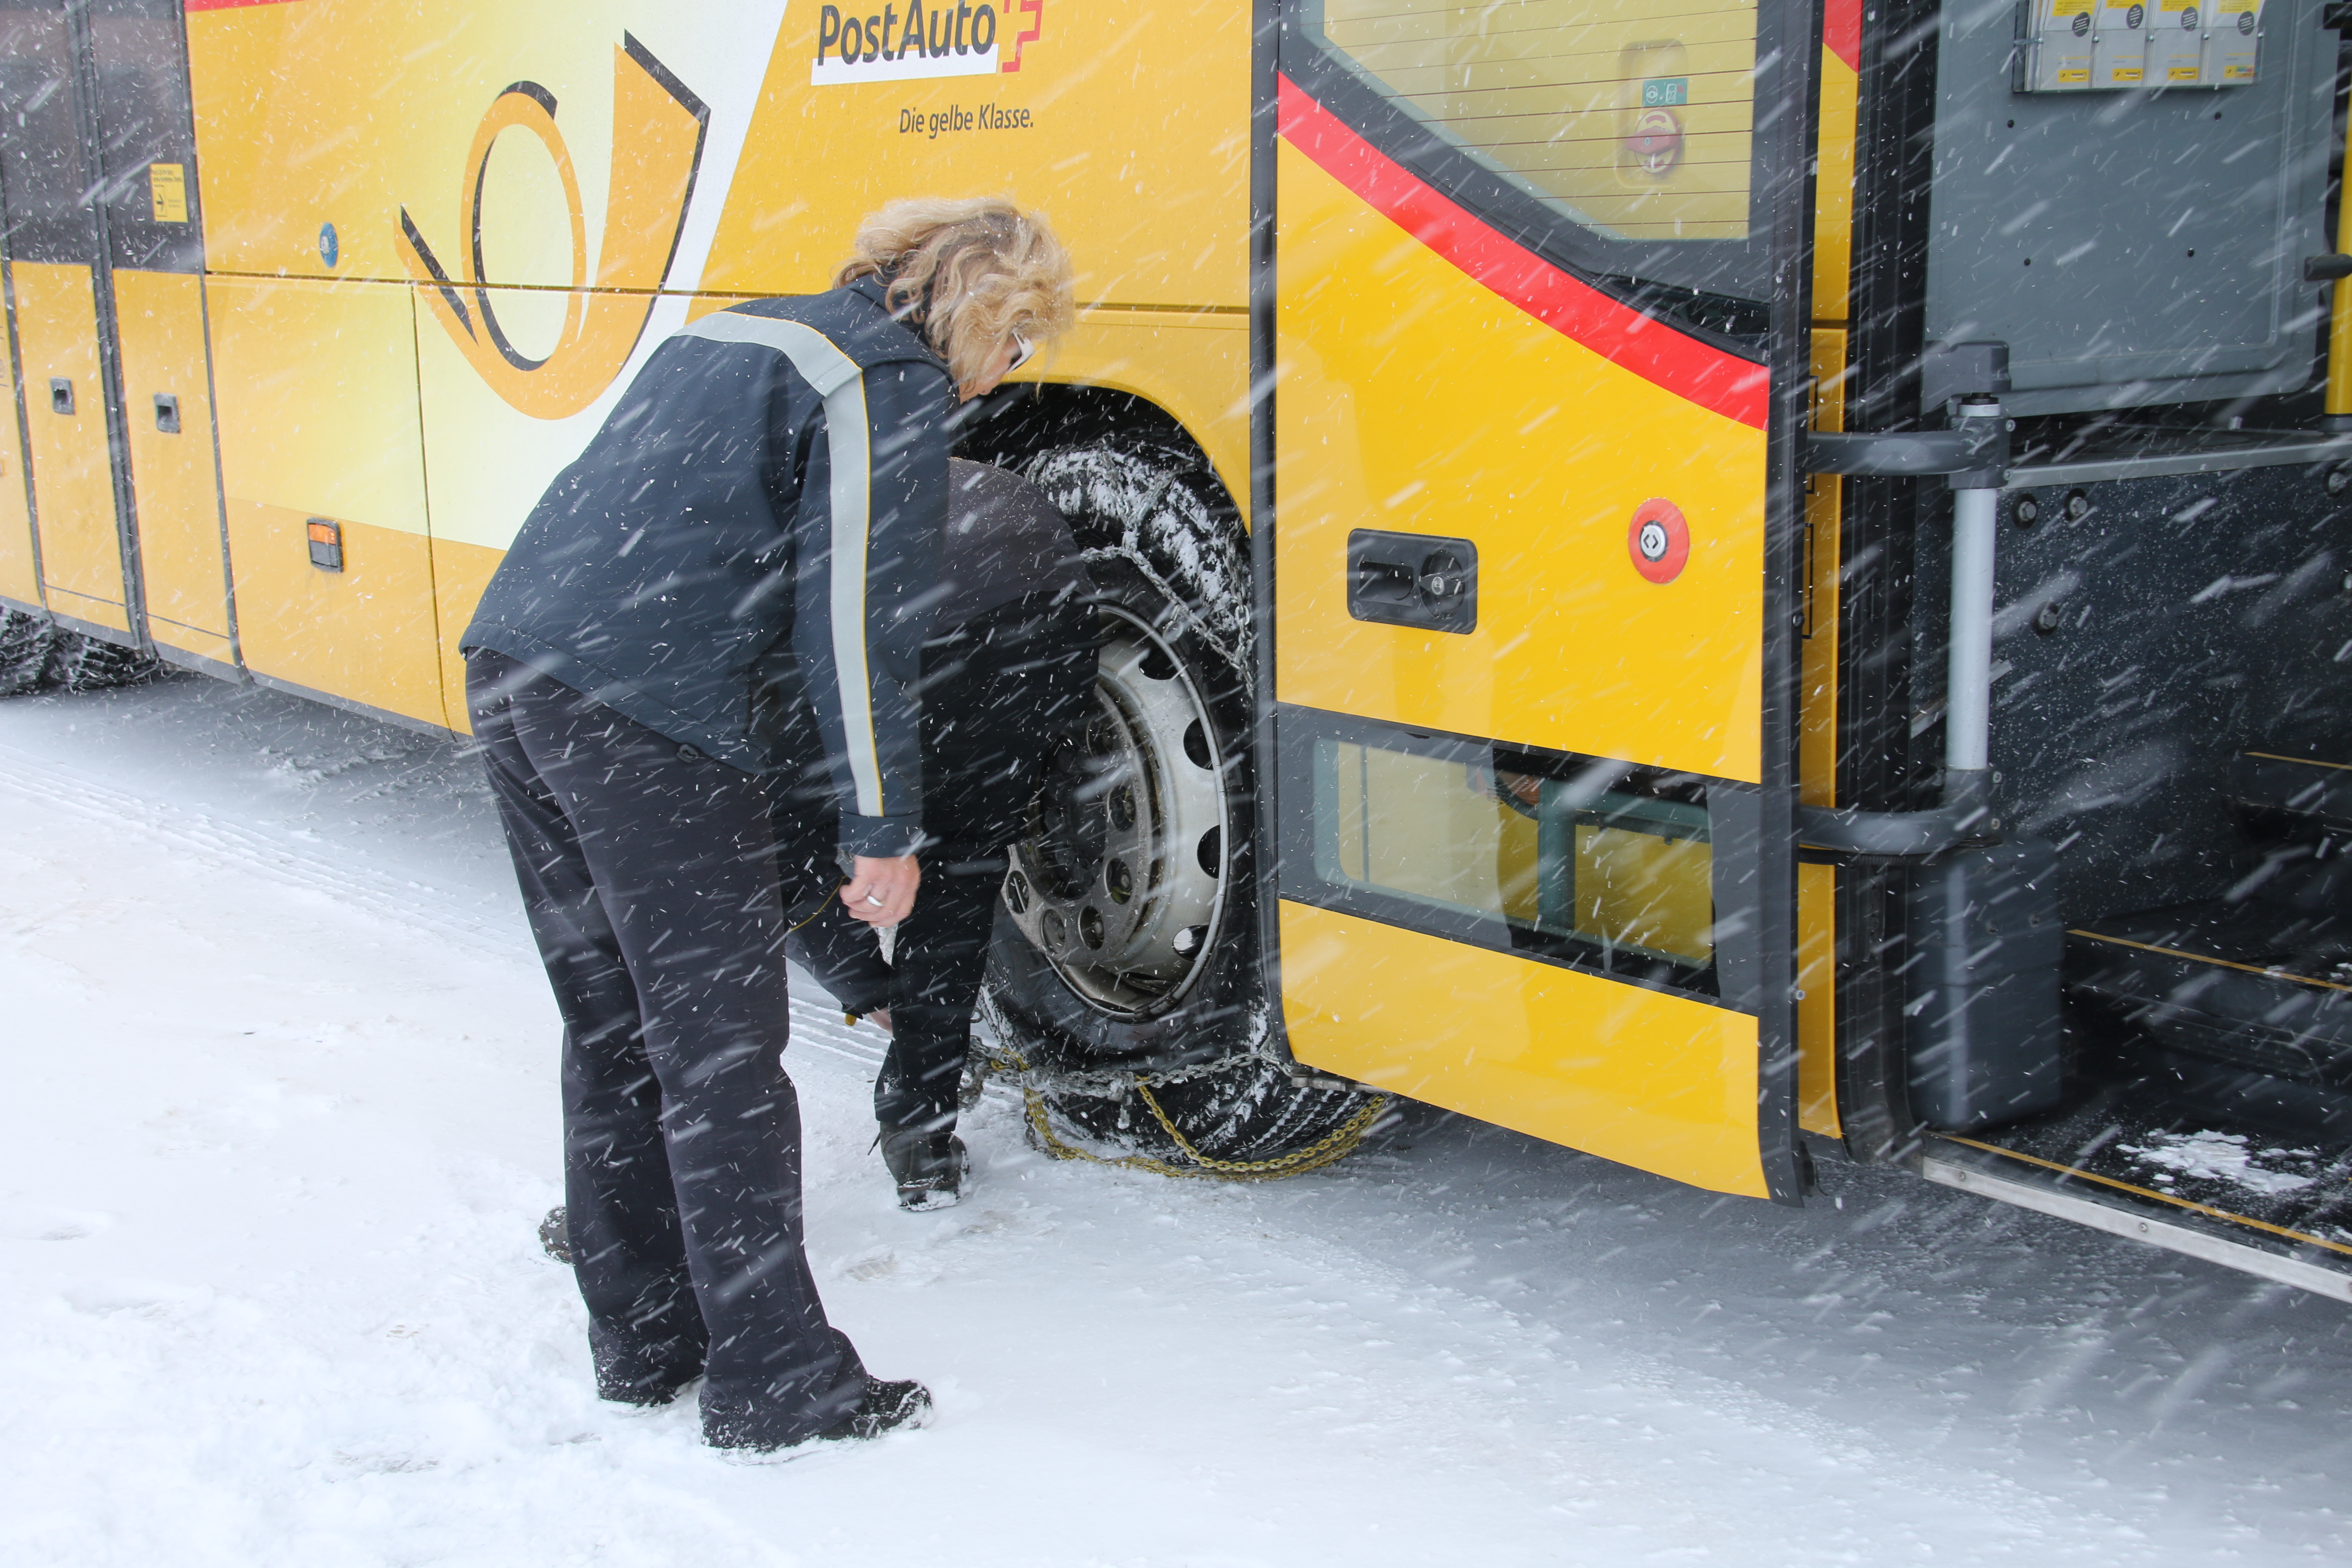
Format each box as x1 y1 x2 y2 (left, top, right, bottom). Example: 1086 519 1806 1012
318 222 339 268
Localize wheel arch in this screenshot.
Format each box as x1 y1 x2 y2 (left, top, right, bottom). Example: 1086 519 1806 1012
956 383 1243 521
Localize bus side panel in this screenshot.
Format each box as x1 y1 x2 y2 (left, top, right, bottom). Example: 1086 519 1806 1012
699 2 1250 307
1282 902 1769 1198
114 269 232 659
1272 142 1765 786
14 261 129 632
208 276 444 727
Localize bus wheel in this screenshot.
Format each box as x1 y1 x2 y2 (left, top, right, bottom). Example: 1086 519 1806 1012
42 630 160 692
0 608 56 695
983 439 1389 1173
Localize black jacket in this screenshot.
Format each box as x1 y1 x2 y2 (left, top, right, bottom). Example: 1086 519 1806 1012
462 280 952 858
783 463 1097 1012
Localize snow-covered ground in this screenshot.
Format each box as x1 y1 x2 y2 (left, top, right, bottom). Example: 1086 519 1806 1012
3 673 2349 1567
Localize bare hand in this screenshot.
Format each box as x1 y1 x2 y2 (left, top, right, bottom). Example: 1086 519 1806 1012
842 854 919 926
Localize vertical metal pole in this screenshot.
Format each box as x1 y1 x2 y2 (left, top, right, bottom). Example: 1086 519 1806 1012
1943 397 2004 814
1944 486 1998 773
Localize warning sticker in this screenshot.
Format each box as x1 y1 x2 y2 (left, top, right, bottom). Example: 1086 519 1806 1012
147 162 187 224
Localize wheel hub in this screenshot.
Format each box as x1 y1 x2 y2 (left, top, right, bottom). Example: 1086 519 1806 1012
1004 605 1229 1018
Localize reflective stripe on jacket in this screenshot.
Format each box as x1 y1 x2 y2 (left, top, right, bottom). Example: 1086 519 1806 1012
462 280 951 857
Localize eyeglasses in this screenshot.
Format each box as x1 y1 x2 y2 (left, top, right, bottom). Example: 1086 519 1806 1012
1008 331 1036 373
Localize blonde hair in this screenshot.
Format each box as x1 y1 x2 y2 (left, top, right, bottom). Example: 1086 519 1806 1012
834 197 1075 398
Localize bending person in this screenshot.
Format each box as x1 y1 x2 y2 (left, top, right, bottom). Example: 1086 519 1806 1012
462 199 1074 1452
787 458 1097 1208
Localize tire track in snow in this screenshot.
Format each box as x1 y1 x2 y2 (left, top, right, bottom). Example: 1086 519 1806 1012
0 739 516 952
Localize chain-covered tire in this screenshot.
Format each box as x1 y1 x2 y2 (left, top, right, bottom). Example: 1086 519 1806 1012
983 438 1380 1167
41 629 161 692
0 607 56 695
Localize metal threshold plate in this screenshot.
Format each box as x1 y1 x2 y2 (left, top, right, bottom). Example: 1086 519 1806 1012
1920 1142 2352 1305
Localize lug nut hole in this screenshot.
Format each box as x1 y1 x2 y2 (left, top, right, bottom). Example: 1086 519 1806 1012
1184 718 1211 769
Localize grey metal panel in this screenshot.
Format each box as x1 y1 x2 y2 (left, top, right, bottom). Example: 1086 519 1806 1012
1920 1154 2352 1303
1923 0 2335 416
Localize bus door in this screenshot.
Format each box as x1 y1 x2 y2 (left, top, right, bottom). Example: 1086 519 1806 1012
1268 0 1815 1199
0 0 229 663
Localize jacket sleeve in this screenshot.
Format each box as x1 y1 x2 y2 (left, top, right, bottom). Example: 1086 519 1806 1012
792 358 949 859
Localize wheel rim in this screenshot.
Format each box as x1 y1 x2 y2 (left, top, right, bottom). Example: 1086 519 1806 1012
1004 603 1230 1019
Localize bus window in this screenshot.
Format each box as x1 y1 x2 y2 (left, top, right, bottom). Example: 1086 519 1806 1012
1285 0 1771 305
1297 720 1719 995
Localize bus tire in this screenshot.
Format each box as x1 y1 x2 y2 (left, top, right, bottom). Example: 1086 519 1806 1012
983 439 1382 1169
42 629 162 692
0 607 56 695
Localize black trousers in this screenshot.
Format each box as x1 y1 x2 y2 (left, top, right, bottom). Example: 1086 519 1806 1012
789 845 1008 1134
782 591 1097 1136
468 652 865 1449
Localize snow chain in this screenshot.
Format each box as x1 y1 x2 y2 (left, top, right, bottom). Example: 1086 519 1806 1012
975 1001 1391 1182
1018 1081 1391 1182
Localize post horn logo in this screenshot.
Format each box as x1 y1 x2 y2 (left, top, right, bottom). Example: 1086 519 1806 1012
396 36 708 420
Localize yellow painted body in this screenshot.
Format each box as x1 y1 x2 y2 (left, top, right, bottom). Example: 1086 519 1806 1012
1283 903 1768 1197
113 270 232 659
1273 143 1765 787
206 273 444 727
15 263 128 632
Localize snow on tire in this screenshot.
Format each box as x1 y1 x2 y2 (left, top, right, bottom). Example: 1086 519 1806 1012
983 439 1384 1170
0 607 56 695
41 629 162 692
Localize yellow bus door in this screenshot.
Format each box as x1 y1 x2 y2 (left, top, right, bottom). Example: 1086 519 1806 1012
1268 0 1816 1199
0 0 230 662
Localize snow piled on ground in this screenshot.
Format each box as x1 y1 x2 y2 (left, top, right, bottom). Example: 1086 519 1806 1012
4 674 2352 1566
2121 1131 2319 1197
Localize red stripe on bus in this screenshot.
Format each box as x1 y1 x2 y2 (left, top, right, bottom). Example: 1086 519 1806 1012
1276 75 1768 430
184 0 303 12
1824 0 1862 72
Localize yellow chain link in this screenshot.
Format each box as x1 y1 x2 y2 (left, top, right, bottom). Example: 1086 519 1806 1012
1016 1079 1392 1182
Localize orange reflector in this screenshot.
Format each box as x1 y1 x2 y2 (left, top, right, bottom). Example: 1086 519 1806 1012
306 517 344 572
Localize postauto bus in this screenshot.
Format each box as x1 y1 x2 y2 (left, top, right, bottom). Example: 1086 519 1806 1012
6 0 2352 1302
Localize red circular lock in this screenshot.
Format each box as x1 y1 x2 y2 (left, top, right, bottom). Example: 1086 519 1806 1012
1628 499 1689 585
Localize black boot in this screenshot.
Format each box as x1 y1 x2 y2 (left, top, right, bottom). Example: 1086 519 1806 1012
818 1376 934 1441
879 1127 967 1210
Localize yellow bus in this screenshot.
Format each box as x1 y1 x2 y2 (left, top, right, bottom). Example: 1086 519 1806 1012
6 0 2352 1302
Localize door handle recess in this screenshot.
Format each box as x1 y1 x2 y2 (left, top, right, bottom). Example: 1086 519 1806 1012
1347 529 1478 634
49 377 72 416
153 393 180 434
